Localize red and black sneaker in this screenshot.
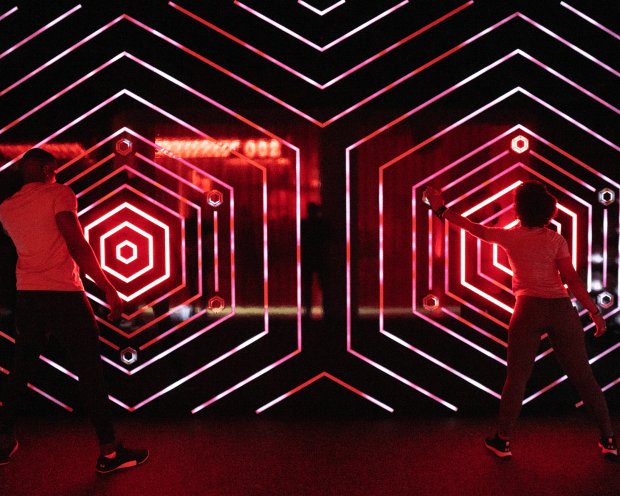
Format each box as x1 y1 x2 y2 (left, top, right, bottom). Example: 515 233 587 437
598 435 618 457
96 444 149 473
485 433 512 458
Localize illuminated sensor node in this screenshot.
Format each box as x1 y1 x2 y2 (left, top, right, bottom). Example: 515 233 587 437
597 292 614 309
116 138 133 156
423 294 440 311
598 188 615 206
207 190 223 207
116 240 138 264
120 347 138 365
511 136 529 154
208 296 225 313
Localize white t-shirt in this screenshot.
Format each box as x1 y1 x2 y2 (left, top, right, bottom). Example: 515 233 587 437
483 226 570 298
0 182 84 291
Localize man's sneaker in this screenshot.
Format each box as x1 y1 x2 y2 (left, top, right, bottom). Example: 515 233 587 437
598 435 618 457
0 439 18 466
485 433 512 458
96 444 149 473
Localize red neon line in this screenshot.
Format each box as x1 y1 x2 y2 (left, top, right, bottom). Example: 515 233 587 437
0 366 73 411
0 330 15 343
263 173 268 332
58 128 126 173
67 153 115 189
577 377 620 408
234 0 408 52
379 171 384 332
412 194 416 314
135 152 204 193
561 2 620 41
98 335 120 350
325 372 394 412
0 4 81 61
171 1 471 89
298 0 345 16
214 211 219 292
256 372 325 413
0 6 18 22
522 375 567 405
382 330 502 398
530 151 596 192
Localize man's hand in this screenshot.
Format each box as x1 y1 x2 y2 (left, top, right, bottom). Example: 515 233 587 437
105 285 123 321
592 312 607 337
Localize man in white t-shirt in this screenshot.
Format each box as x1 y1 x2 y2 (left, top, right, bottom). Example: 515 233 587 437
0 149 148 473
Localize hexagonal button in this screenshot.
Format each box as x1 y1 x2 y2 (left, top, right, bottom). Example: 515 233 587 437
208 296 225 313
423 294 440 311
207 190 223 207
120 347 138 365
597 292 614 309
116 138 133 156
511 136 529 154
598 188 615 206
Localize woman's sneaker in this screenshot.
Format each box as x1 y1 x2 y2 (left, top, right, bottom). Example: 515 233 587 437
598 435 618 457
485 433 512 458
96 444 149 473
0 439 18 466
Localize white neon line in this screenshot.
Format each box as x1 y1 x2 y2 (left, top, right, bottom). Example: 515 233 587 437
441 307 507 348
576 377 620 408
298 0 345 16
414 308 507 364
379 172 384 332
38 356 79 380
257 372 324 413
441 151 510 192
462 181 523 217
0 6 17 22
529 150 596 192
192 350 300 413
561 2 620 42
382 330 501 398
348 349 457 411
0 5 81 60
522 375 567 405
27 384 73 412
214 211 219 292
235 0 408 52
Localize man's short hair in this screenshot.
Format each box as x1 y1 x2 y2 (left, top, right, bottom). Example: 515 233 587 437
514 180 558 227
21 148 56 167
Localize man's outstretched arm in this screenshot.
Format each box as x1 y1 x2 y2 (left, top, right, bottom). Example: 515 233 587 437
55 211 123 321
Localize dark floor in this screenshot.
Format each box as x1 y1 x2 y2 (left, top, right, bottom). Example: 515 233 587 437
1 414 618 496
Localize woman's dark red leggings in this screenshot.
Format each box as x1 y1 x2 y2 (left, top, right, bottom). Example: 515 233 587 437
498 296 613 438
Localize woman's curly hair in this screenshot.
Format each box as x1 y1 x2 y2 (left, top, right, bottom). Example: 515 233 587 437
514 180 558 227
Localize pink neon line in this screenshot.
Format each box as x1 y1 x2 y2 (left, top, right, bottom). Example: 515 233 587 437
522 375 567 405
0 330 15 343
0 53 125 136
529 150 596 192
412 194 416 313
38 356 79 380
441 151 510 192
525 129 620 190
441 307 507 348
561 2 620 41
139 309 207 350
414 308 507 364
428 209 433 290
348 349 457 411
27 384 73 412
171 1 472 90
192 349 301 413
534 347 554 362
263 172 269 332
577 377 620 408
556 203 578 270
135 152 204 193
214 211 219 292
518 13 620 78
379 172 384 332
603 209 608 287
0 4 81 61
0 6 17 22
66 153 115 187
516 50 620 119
234 0 408 52
0 15 125 97
382 330 502 398
325 372 393 412
107 395 132 410
298 0 345 16
477 268 513 295
59 128 126 172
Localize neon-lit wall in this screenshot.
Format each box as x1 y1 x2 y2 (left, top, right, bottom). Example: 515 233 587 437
1 0 619 415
